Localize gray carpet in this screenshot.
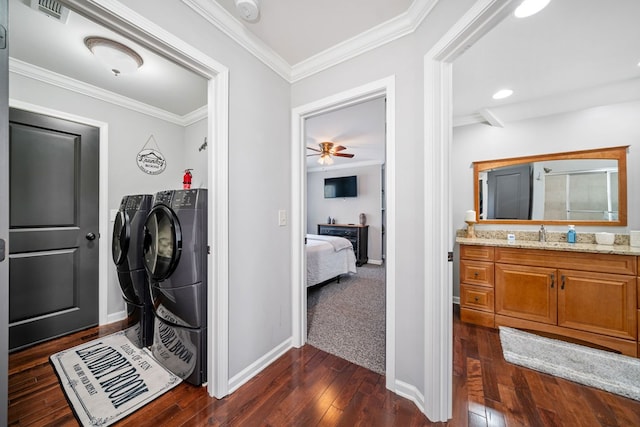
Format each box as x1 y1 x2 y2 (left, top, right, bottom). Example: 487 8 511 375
500 326 640 401
307 264 385 374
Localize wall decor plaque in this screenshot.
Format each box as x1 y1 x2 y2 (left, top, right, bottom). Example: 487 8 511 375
137 135 166 175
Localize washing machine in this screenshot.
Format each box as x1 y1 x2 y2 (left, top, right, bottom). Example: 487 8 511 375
112 194 154 348
143 189 207 386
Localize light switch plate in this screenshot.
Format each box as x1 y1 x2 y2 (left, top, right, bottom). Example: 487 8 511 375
278 210 287 226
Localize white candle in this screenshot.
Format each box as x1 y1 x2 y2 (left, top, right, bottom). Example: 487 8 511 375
465 210 476 222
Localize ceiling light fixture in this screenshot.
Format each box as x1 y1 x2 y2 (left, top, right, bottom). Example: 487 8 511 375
514 0 551 18
84 36 144 77
492 89 514 100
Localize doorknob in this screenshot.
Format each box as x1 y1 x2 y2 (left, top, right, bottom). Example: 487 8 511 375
86 232 96 241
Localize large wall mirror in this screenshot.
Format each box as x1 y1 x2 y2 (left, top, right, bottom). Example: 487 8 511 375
473 146 628 226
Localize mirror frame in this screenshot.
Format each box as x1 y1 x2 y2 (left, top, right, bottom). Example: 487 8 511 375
473 145 628 226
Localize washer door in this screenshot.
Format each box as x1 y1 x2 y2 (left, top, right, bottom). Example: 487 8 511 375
112 210 129 266
143 205 182 281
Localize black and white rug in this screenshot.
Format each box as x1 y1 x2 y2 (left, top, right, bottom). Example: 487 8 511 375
50 330 181 426
500 326 640 401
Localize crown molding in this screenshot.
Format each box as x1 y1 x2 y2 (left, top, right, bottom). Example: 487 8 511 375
9 57 205 126
291 0 439 82
182 0 439 83
181 0 291 81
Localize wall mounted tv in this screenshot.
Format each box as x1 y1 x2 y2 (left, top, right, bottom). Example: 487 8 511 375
324 175 357 198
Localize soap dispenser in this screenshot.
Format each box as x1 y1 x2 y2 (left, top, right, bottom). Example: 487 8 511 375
567 225 576 243
539 224 546 242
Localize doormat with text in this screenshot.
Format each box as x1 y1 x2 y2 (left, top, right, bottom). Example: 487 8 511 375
50 330 182 426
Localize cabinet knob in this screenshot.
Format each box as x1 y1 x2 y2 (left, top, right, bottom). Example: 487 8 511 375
473 271 479 277
474 296 479 302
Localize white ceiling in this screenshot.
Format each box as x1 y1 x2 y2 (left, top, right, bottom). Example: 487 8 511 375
9 0 208 119
8 0 640 160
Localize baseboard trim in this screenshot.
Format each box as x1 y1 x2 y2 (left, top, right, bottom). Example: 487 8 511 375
453 296 460 305
107 310 127 324
228 338 293 394
394 379 426 414
367 259 383 265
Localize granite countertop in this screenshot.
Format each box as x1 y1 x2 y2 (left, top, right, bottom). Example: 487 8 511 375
456 236 640 256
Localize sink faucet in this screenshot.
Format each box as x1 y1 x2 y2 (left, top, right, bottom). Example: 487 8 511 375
539 225 546 242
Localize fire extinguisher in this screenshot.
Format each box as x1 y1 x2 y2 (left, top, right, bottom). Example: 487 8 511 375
183 169 193 189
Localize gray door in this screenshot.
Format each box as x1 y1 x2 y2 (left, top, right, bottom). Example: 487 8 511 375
487 164 532 220
8 108 99 351
0 0 9 421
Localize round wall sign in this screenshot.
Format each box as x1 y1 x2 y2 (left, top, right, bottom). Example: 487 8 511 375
137 148 166 175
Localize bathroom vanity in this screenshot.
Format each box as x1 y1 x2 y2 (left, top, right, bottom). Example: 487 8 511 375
458 238 640 357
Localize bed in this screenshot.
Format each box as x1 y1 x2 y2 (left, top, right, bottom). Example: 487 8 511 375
306 234 357 287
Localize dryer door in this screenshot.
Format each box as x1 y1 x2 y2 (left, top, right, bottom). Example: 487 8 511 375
143 205 182 281
112 210 129 266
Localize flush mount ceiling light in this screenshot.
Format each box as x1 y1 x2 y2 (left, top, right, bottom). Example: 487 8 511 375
84 37 144 76
492 89 514 100
235 0 260 22
514 0 551 18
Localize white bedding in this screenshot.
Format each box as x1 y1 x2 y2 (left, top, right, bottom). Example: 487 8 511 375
306 234 357 286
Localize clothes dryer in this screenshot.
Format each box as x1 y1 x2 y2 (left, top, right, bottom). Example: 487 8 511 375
112 194 154 348
143 189 207 386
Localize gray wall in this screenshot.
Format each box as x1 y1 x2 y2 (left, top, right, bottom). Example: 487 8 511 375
451 100 640 297
122 1 293 380
292 0 477 396
307 164 383 262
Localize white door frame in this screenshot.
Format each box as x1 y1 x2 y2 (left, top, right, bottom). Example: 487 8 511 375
59 0 230 399
291 76 397 390
422 0 517 421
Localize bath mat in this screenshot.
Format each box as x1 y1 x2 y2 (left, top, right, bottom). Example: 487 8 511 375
50 330 181 426
499 326 640 401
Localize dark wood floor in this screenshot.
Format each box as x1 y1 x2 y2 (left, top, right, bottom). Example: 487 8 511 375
9 306 640 426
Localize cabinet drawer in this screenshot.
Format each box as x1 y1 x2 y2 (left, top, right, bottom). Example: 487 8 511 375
461 284 494 312
495 247 636 276
460 260 494 287
460 245 494 262
318 226 357 237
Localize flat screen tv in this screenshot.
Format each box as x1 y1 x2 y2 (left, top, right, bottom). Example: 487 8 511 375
324 175 357 198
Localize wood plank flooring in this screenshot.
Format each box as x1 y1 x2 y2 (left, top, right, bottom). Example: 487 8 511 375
9 306 640 426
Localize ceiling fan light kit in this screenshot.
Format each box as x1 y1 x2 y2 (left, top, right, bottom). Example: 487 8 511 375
307 141 355 166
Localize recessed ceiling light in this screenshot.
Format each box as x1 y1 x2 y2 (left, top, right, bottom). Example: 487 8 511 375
514 0 551 18
492 89 514 100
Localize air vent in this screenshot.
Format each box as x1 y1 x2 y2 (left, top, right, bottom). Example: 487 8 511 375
30 0 69 24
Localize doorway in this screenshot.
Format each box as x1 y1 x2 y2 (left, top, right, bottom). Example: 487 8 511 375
291 76 397 389
4 0 231 399
304 97 387 373
8 108 99 351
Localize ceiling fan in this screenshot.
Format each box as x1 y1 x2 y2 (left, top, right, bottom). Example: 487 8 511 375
307 141 354 165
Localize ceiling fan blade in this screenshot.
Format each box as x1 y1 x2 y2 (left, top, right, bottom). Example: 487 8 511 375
332 145 347 152
306 146 321 152
306 153 320 157
334 152 354 158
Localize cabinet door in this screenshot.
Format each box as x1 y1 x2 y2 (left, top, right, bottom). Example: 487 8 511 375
558 270 637 340
495 264 557 324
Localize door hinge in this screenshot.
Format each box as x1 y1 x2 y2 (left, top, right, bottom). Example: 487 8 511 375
447 251 453 262
0 25 6 50
0 239 5 262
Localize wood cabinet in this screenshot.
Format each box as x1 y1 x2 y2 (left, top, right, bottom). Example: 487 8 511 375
318 224 368 266
459 245 495 328
460 244 639 357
